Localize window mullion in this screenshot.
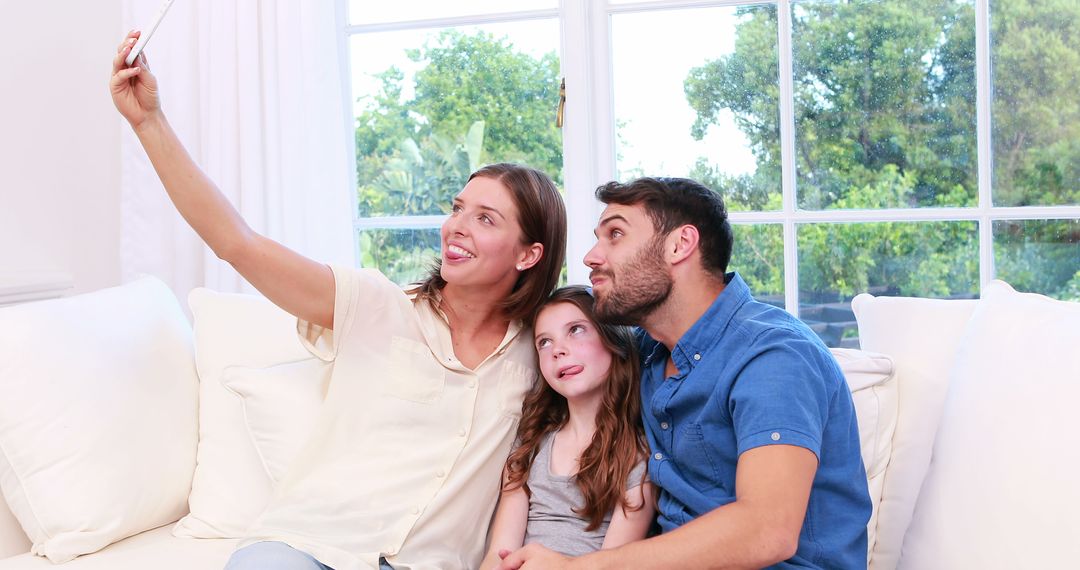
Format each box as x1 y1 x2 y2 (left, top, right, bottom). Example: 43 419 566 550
975 0 995 290
777 0 799 317
561 0 613 285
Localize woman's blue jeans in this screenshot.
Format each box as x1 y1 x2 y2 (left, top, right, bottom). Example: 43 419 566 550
224 541 394 570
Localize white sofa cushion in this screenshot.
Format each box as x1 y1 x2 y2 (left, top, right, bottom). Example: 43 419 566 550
174 289 327 538
831 348 897 558
899 281 1080 568
223 359 331 482
0 526 236 569
0 277 198 563
851 293 977 570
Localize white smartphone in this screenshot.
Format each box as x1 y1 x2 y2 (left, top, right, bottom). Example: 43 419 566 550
125 0 176 66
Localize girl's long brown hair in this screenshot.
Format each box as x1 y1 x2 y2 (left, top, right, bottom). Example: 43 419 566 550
504 285 649 531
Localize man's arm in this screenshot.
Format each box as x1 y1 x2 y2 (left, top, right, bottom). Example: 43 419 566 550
498 444 817 570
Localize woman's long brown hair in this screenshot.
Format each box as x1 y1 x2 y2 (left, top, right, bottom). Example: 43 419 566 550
504 285 649 531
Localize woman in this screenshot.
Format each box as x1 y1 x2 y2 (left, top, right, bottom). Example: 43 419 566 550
110 31 567 570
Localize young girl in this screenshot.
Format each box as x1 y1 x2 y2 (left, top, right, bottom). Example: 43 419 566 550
480 286 655 568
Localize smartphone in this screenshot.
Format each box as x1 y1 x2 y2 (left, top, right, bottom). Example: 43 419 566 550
125 0 176 66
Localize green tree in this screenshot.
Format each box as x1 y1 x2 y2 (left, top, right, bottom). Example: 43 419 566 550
685 6 782 211
355 30 562 218
685 0 1078 302
352 30 562 284
992 0 1080 206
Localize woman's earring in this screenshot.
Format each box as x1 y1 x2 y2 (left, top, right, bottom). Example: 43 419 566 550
516 264 523 271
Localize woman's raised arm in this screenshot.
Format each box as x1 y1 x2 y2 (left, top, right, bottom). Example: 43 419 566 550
110 31 334 329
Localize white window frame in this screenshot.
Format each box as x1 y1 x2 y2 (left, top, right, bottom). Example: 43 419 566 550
338 0 1080 315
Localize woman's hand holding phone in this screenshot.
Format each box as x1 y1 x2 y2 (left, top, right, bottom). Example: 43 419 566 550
110 30 162 133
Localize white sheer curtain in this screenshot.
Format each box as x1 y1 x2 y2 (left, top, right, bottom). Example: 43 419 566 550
120 0 355 298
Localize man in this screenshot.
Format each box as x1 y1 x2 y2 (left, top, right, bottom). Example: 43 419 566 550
497 177 870 569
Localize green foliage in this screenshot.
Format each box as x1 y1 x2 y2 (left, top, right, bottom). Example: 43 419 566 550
684 6 782 208
1062 270 1080 302
993 219 1080 301
685 0 1078 302
353 30 562 284
792 0 978 209
356 121 487 217
992 0 1080 206
731 215 785 297
355 30 562 219
359 229 440 287
408 31 562 179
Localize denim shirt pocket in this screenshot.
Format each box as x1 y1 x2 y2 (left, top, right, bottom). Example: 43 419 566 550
677 421 723 492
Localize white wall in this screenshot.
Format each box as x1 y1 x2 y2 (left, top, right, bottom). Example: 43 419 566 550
0 1 124 296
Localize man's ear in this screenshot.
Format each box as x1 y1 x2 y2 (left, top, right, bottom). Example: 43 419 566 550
668 225 700 265
517 242 544 270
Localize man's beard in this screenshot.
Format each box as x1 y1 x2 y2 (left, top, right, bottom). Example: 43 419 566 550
592 236 673 326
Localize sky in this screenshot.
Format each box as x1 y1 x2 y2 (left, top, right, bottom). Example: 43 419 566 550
347 1 760 181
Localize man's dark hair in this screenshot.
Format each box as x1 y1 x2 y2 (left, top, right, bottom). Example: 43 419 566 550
596 177 733 277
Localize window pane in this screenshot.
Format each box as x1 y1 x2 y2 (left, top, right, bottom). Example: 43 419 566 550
358 228 441 287
993 219 1080 300
990 0 1080 206
351 20 562 218
731 223 785 305
792 0 977 210
612 5 780 212
798 221 979 347
349 1 558 26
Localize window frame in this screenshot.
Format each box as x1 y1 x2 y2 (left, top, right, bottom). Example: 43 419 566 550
338 0 1080 314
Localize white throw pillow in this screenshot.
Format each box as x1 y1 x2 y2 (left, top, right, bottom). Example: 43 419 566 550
851 293 976 570
0 277 198 563
223 359 331 482
899 281 1080 569
831 347 897 559
173 289 327 538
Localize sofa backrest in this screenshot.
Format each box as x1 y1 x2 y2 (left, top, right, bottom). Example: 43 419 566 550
852 294 978 570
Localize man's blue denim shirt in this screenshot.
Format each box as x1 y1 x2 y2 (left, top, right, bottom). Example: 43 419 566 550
639 272 870 569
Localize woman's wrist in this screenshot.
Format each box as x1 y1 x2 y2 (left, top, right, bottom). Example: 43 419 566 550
132 110 167 137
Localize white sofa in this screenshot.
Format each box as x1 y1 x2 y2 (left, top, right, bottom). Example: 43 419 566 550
0 276 1077 569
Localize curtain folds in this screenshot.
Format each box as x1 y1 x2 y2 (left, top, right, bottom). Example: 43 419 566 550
120 0 355 299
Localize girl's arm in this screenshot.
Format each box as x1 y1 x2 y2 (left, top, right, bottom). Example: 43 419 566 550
110 32 335 329
599 482 656 550
479 484 530 570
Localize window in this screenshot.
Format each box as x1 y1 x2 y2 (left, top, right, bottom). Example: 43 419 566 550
340 0 1079 347
341 1 562 285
